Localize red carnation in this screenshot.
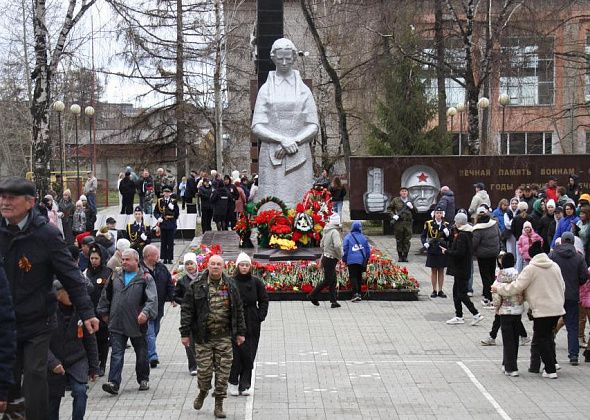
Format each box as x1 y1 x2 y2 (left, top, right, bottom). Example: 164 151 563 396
301 284 313 293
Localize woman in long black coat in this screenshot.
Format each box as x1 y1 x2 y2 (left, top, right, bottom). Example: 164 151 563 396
118 172 136 215
228 252 269 397
59 189 75 244
84 245 112 376
211 179 230 230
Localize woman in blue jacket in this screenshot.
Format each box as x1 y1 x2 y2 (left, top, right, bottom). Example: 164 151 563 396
342 221 371 302
552 202 579 249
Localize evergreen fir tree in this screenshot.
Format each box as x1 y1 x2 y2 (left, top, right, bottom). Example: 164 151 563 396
367 56 450 155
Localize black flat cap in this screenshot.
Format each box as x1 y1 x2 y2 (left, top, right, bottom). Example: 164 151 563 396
0 177 36 196
134 206 142 212
106 217 116 224
162 186 172 192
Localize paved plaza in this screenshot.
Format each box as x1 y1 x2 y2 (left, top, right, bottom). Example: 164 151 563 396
62 214 590 419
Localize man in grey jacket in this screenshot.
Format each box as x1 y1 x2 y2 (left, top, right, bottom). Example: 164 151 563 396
98 249 158 394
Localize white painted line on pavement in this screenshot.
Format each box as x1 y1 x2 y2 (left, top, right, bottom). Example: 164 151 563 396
244 361 256 420
457 361 512 420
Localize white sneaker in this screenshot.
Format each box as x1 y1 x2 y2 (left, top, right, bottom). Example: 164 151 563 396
471 313 484 326
446 317 465 325
555 363 561 371
520 337 531 346
542 370 558 379
228 383 239 396
241 388 252 396
480 336 496 346
190 370 198 376
504 370 519 377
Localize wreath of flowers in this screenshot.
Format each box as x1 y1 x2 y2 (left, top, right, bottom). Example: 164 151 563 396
253 196 289 216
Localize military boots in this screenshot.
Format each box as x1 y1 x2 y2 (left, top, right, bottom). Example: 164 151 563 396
214 397 226 418
193 390 208 410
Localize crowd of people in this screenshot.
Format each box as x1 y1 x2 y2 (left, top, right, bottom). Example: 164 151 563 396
3 168 589 419
400 176 590 378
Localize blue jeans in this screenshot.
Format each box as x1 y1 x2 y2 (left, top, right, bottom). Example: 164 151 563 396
108 332 149 386
333 201 343 218
48 374 88 420
86 192 96 212
146 317 161 362
564 299 580 359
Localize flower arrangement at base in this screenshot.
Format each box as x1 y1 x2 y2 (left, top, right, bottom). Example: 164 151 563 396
269 235 297 251
172 245 419 294
235 214 254 248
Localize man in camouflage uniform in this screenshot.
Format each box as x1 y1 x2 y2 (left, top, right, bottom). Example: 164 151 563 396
180 255 246 418
388 186 416 262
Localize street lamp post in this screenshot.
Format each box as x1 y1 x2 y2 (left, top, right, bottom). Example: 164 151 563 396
85 106 95 172
499 93 510 136
70 104 81 197
457 103 465 155
447 106 457 133
52 101 65 184
477 97 490 153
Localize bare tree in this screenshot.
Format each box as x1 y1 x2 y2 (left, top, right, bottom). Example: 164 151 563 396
31 0 97 195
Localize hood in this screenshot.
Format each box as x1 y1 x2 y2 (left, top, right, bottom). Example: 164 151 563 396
477 190 490 201
472 219 496 230
458 224 473 232
532 199 543 214
351 221 363 233
553 243 577 259
324 223 339 233
529 252 554 269
498 267 518 282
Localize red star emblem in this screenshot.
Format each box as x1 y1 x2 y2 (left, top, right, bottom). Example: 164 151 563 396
417 172 428 182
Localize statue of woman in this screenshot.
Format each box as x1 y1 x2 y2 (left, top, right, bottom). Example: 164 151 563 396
252 38 319 208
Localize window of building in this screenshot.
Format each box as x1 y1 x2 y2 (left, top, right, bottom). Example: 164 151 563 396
422 44 466 107
500 132 553 155
500 37 554 105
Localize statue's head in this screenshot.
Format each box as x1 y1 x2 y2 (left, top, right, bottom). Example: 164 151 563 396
401 165 440 213
271 38 297 74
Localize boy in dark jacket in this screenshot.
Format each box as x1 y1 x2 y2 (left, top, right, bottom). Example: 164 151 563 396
47 280 99 420
442 213 483 326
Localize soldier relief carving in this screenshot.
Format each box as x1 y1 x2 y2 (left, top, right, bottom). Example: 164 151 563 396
363 165 441 214
252 38 319 209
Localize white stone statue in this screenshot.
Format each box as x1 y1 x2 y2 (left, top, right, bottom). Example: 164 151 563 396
252 38 319 208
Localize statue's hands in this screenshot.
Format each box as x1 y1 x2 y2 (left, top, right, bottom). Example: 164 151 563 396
284 142 299 155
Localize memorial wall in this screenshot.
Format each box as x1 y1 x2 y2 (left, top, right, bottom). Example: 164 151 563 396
349 155 590 220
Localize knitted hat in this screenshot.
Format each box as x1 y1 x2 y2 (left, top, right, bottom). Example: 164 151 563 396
476 205 489 215
523 221 532 230
517 201 528 212
116 238 131 251
329 213 341 226
546 199 556 209
79 194 87 201
184 253 198 264
454 212 468 226
235 252 252 265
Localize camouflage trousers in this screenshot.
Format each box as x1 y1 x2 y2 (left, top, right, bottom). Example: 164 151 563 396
393 221 412 255
195 336 233 398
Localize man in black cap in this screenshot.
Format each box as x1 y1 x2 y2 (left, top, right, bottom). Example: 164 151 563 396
105 216 118 243
154 186 179 264
0 177 98 420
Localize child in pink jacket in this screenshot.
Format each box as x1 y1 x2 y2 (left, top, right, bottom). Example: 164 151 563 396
517 221 543 268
